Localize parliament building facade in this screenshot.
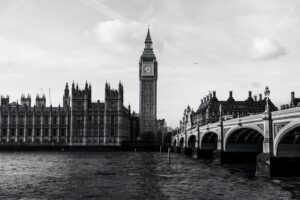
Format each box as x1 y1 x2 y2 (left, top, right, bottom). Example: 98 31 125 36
0 82 139 146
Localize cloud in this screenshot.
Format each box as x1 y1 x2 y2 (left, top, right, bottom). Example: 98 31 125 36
93 19 142 48
80 0 128 21
88 19 164 56
250 37 287 60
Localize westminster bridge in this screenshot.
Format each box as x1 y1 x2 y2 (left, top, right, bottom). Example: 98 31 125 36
171 106 300 177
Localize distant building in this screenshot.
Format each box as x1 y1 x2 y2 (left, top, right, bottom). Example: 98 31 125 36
0 82 139 146
290 92 300 108
179 90 278 131
280 92 300 110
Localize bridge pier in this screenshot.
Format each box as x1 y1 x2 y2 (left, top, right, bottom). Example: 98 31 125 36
212 149 223 164
256 153 273 177
212 120 224 164
192 148 199 159
256 105 274 177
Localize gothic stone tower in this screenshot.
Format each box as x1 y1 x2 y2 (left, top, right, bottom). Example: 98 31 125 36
139 29 158 143
104 82 123 145
70 81 91 145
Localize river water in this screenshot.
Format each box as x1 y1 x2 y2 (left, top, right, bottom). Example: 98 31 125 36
0 151 299 200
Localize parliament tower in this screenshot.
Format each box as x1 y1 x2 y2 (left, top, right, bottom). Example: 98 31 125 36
139 28 158 143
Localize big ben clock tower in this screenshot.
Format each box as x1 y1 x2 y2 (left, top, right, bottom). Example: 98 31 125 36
139 28 158 143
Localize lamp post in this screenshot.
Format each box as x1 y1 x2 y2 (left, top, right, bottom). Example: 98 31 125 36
256 86 273 177
219 104 223 120
219 104 224 151
212 103 224 164
197 124 200 150
264 86 270 113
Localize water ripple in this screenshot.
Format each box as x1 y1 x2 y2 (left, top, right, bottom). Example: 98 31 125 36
0 151 299 199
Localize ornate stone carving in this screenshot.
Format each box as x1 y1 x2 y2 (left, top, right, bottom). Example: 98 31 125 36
257 124 264 132
224 128 230 134
274 122 290 137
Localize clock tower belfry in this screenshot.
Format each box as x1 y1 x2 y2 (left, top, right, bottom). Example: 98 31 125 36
139 28 158 144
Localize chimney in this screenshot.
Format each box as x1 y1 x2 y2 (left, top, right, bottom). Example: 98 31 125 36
259 94 262 101
201 99 203 104
291 92 295 100
254 95 257 101
248 91 252 97
229 91 233 98
206 95 210 100
213 91 216 98
209 93 212 99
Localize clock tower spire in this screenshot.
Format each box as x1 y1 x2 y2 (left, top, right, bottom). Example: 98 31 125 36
139 28 158 144
145 27 152 47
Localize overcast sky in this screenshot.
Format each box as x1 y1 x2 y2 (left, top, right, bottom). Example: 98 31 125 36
0 0 300 128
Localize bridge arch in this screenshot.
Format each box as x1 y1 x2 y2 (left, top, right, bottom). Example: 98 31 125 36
187 134 196 149
274 121 300 157
224 126 264 153
200 131 218 150
179 137 184 148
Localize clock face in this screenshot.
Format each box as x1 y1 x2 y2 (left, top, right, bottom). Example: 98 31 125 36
142 64 154 76
143 65 150 73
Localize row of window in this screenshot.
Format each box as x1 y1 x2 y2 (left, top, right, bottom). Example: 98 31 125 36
0 138 118 144
72 139 112 144
0 116 68 125
1 139 67 144
75 118 105 125
1 128 67 137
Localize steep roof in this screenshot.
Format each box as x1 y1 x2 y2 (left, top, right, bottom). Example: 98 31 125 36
145 28 152 43
195 97 277 115
141 29 156 58
292 98 300 107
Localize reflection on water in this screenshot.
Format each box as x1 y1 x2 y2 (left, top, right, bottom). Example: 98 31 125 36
0 151 299 200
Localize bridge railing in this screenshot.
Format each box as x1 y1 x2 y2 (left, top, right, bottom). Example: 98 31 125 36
272 107 300 117
222 113 263 125
199 122 219 131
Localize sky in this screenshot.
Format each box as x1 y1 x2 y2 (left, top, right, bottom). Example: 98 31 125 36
0 0 300 128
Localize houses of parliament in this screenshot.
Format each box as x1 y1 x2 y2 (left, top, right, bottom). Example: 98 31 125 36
0 81 140 146
0 29 164 147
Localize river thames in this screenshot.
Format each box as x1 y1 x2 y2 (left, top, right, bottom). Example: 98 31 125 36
0 151 299 200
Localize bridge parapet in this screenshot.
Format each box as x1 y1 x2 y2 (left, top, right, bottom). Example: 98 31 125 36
222 113 263 126
199 122 219 132
272 107 300 119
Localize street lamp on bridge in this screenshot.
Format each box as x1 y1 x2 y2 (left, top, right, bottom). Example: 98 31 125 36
219 104 224 151
264 86 270 113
